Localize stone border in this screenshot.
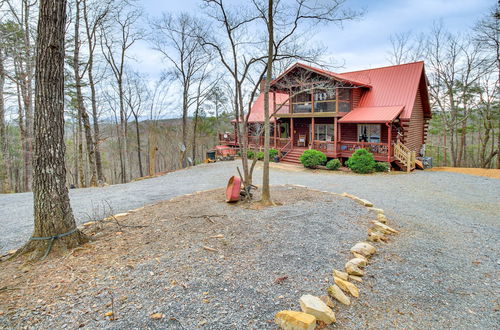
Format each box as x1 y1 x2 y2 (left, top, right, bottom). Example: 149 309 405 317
275 185 399 329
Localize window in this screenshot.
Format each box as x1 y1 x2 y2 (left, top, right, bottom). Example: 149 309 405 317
358 124 381 143
310 124 334 141
292 92 312 113
314 89 336 113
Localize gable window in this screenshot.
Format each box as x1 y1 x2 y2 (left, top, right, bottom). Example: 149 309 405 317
358 124 381 143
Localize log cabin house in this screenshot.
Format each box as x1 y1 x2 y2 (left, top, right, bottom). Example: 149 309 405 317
219 61 432 171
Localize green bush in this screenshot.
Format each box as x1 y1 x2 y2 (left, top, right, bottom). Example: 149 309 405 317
247 150 254 159
256 151 265 160
300 149 327 168
374 162 390 172
346 149 376 174
269 148 279 160
326 159 341 170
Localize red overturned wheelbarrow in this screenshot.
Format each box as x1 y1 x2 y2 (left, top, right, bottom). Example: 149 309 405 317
226 176 241 202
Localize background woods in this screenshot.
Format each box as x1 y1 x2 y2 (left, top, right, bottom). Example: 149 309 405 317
0 1 498 194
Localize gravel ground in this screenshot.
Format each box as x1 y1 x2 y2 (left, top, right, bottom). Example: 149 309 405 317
1 160 499 328
1 186 371 329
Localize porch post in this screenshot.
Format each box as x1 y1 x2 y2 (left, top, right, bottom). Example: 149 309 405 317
311 117 315 149
334 117 338 157
291 117 294 147
338 122 342 155
274 121 277 148
387 122 392 163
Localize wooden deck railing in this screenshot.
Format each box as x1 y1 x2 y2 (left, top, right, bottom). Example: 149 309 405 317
394 141 416 172
338 141 389 156
312 140 335 153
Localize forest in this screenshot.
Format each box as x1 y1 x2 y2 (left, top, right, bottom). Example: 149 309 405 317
0 0 498 193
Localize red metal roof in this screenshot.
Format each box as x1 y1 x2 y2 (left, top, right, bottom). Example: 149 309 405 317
338 61 429 120
235 92 289 123
338 106 404 123
247 61 431 123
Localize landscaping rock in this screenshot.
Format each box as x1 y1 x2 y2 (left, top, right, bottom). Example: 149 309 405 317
333 269 349 281
319 295 335 309
349 257 367 268
350 242 376 257
349 275 363 283
371 221 398 234
367 207 385 214
327 285 351 305
376 213 388 223
275 310 317 330
299 294 336 324
352 252 368 261
334 276 360 297
368 230 387 242
345 261 365 276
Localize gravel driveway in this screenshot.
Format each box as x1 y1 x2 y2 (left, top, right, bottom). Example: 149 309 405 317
1 161 499 328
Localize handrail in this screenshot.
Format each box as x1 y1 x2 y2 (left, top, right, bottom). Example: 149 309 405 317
279 138 292 156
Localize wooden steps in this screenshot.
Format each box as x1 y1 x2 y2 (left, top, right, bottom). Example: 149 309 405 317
281 148 306 165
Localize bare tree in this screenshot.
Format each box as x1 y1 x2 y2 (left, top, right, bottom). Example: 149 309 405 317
387 31 425 65
124 70 146 177
474 6 500 168
100 4 141 183
150 13 210 168
72 0 97 186
21 0 86 258
82 0 113 182
0 44 10 193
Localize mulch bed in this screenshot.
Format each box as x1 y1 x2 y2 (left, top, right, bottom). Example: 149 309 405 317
0 185 373 329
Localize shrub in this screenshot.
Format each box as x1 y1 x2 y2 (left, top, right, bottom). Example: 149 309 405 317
247 150 254 159
346 149 376 174
256 151 265 160
326 159 341 170
269 148 279 160
300 149 327 168
374 162 390 172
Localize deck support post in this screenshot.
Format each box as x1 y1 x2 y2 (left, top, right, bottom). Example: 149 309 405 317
273 121 277 148
311 117 315 149
334 117 338 157
290 117 294 148
386 122 392 163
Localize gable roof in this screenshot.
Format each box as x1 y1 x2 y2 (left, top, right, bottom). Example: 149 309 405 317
338 106 404 123
247 61 431 123
337 61 431 120
271 62 372 88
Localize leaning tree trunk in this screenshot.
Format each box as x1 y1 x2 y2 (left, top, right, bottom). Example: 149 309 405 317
21 0 86 258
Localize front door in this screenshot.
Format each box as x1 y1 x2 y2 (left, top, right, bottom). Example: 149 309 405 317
294 120 309 147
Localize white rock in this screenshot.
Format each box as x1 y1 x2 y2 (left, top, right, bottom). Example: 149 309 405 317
299 294 336 324
327 285 351 305
350 242 376 257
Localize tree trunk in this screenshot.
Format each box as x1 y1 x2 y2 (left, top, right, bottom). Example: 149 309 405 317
22 0 86 258
148 127 157 176
0 50 11 193
261 0 274 205
118 80 128 183
82 0 105 183
133 114 144 177
73 0 97 186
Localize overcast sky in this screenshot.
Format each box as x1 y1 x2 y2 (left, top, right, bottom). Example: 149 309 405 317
131 0 493 78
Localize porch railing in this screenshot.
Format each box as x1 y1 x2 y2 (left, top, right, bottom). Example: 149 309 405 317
219 132 237 144
338 141 389 156
279 138 292 156
312 140 335 153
